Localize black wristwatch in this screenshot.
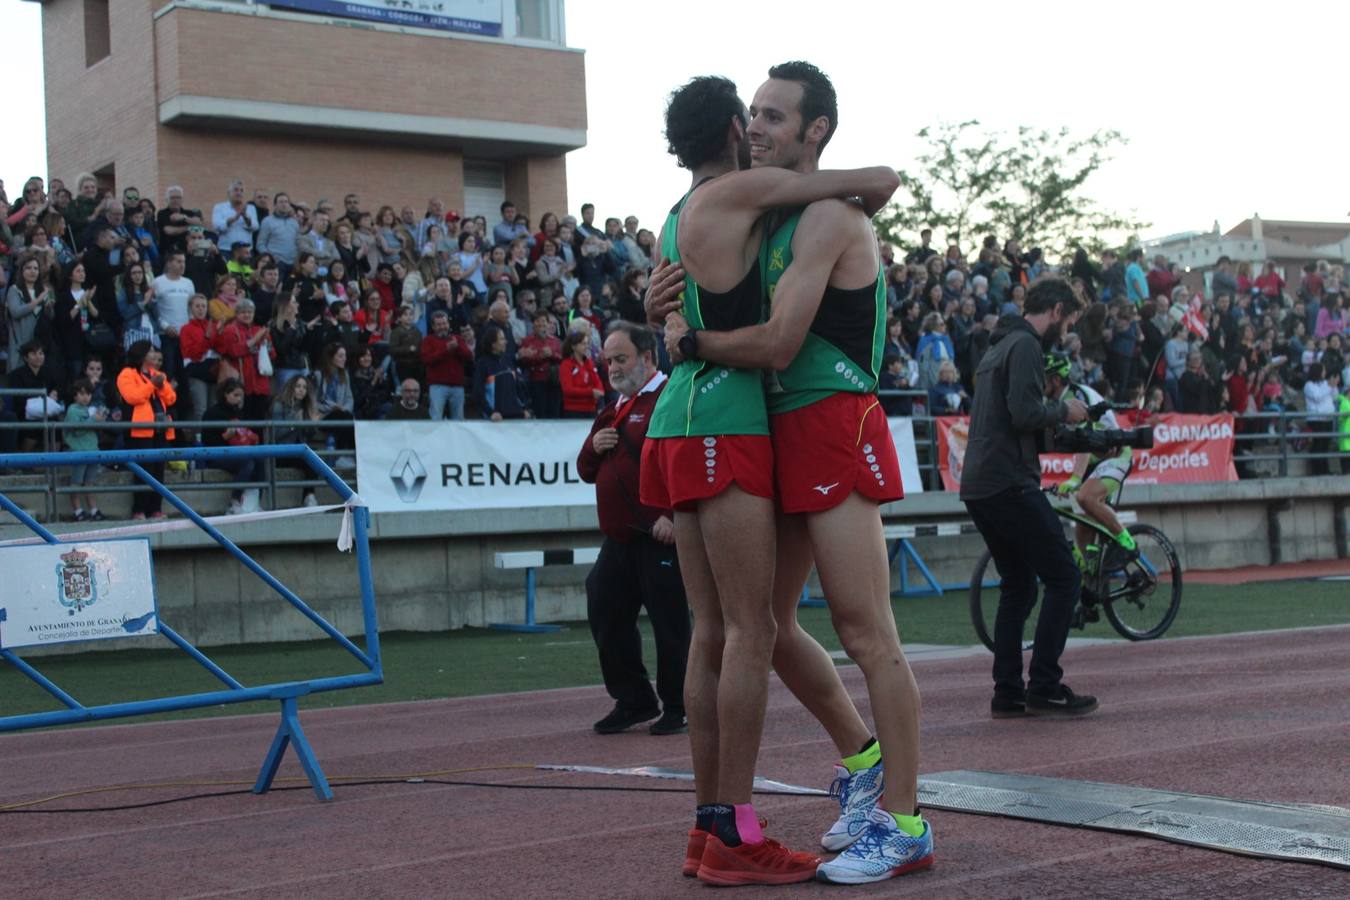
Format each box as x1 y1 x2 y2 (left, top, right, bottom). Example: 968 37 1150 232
677 328 701 361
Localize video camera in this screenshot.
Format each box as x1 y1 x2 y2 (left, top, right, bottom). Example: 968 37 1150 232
1052 401 1153 454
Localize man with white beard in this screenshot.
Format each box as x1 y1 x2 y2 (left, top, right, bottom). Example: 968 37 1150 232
575 322 690 737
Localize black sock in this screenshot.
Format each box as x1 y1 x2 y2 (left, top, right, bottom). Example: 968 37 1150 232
710 805 741 847
858 736 877 756
695 804 717 832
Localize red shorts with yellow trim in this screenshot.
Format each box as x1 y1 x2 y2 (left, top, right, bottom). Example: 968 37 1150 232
640 435 774 512
769 392 904 514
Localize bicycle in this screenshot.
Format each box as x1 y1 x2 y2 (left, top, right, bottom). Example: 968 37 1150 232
969 491 1183 651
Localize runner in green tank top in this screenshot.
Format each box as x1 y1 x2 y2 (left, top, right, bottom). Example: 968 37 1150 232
650 62 932 885
638 74 912 887
758 210 888 414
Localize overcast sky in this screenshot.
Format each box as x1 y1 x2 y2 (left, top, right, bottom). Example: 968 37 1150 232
4 0 1346 247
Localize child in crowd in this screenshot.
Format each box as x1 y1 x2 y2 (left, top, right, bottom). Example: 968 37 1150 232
63 379 105 521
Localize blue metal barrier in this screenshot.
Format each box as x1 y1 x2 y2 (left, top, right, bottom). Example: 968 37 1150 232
0 444 381 801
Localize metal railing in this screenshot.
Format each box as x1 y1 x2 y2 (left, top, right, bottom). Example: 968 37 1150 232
1 396 1343 520
0 417 356 521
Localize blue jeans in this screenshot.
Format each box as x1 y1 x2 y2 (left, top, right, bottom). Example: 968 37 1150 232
429 384 465 421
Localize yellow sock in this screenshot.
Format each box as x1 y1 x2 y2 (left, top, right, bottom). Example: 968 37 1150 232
891 811 925 838
841 738 882 773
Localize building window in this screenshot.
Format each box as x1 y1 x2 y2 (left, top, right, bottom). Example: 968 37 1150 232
463 161 506 223
515 0 557 41
84 0 111 67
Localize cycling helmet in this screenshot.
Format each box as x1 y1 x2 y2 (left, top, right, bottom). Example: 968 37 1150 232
1044 351 1072 379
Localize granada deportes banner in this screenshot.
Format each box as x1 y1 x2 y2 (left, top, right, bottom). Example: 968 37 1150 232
357 417 925 513
267 0 503 36
934 413 1238 492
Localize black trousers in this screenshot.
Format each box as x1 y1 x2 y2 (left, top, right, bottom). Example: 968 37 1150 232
965 486 1082 698
585 534 691 712
126 434 166 516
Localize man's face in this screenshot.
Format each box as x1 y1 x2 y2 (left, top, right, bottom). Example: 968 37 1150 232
533 314 552 337
502 204 516 221
748 79 809 171
274 195 291 215
552 296 568 315
434 278 452 300
400 381 420 404
401 206 415 224
230 183 245 204
490 303 510 324
346 195 360 213
80 180 97 199
122 189 139 205
85 360 103 380
603 332 649 395
262 268 279 289
624 216 638 235
25 347 45 369
254 190 270 209
558 225 574 244
429 199 444 217
581 205 594 225
106 206 123 225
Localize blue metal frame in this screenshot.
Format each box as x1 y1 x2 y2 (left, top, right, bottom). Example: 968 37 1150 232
799 535 999 607
0 445 381 801
489 568 562 633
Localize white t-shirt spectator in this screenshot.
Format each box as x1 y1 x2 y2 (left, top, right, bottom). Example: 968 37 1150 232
212 201 259 251
153 273 197 332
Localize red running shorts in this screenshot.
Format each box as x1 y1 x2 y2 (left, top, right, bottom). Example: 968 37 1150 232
770 392 904 514
639 434 774 512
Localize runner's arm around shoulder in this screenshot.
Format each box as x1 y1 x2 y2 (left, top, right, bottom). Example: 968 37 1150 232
699 167 900 218
693 201 852 371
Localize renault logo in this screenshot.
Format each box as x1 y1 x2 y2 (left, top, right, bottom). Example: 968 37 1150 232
390 449 427 502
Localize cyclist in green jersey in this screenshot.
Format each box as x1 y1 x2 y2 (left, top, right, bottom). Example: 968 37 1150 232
652 62 932 885
1043 351 1137 568
640 74 905 886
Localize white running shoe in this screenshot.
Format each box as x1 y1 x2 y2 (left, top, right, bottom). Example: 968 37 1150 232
821 761 884 851
816 806 934 884
302 493 319 508
226 500 244 516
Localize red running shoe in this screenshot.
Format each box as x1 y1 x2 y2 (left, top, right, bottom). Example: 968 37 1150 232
696 832 822 886
682 829 708 877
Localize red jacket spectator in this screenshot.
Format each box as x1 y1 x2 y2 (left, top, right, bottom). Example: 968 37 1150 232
560 355 603 415
518 332 562 383
1146 266 1177 302
179 315 218 365
576 372 672 540
117 364 177 440
214 316 275 397
354 307 391 344
371 277 396 311
420 330 474 387
1255 269 1284 299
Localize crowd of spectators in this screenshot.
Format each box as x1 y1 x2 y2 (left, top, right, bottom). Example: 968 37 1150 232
876 228 1349 474
1 174 662 485
3 172 1347 496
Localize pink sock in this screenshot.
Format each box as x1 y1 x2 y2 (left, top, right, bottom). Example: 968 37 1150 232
733 803 764 844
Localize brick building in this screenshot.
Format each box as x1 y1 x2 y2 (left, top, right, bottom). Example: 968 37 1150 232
33 0 585 222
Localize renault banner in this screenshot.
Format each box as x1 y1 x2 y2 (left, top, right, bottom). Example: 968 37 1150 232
357 417 924 513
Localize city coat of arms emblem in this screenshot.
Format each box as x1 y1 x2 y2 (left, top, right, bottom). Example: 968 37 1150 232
56 549 97 615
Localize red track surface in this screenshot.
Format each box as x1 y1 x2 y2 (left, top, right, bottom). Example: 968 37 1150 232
1186 558 1350 584
2 625 1348 898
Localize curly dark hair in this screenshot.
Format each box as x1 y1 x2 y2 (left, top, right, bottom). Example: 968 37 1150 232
767 60 838 152
664 76 745 170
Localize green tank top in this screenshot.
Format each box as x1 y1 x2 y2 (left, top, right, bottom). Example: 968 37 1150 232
760 210 888 414
647 185 770 438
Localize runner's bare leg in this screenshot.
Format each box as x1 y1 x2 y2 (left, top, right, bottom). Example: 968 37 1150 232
807 492 921 814
770 512 871 756
674 510 724 805
697 485 777 805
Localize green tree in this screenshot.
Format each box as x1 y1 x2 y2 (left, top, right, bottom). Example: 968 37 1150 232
875 121 1148 258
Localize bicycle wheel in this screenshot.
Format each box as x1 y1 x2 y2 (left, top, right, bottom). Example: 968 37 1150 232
968 551 996 651
1102 524 1182 640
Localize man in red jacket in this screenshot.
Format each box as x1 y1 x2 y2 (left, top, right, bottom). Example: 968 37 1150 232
576 322 690 736
420 309 475 420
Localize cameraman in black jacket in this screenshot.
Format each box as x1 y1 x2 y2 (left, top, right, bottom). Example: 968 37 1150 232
960 279 1095 718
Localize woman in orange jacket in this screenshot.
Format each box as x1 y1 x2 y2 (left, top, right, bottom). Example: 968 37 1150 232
117 339 177 519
